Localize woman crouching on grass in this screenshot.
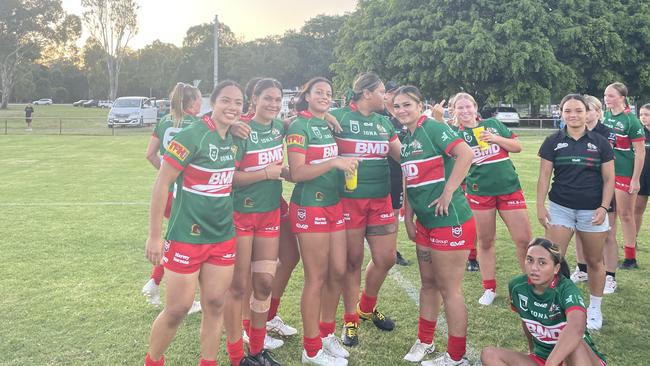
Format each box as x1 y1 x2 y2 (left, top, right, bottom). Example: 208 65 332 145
396 86 475 366
286 77 357 365
143 81 244 366
481 238 606 366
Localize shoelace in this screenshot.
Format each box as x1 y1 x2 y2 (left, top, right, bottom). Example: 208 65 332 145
344 323 358 338
373 309 386 321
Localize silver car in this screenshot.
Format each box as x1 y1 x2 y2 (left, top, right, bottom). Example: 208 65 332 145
492 107 520 127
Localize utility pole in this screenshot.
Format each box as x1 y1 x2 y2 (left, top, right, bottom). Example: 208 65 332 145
213 15 219 88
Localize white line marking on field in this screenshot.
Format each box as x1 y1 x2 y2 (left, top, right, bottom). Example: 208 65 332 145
364 241 484 364
0 202 148 207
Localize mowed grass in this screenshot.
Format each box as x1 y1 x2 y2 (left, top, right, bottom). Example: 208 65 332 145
1 130 649 365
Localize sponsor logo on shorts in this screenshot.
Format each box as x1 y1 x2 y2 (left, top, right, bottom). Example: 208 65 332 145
173 252 190 265
167 140 190 161
222 253 236 259
450 240 465 247
380 213 394 220
336 219 345 225
314 217 327 225
296 223 309 230
163 240 170 253
429 238 449 246
297 208 307 221
263 226 280 232
191 224 201 236
507 200 523 206
343 213 351 221
451 225 462 238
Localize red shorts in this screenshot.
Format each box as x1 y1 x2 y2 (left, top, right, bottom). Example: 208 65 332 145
527 353 605 366
280 197 289 222
162 238 236 274
234 209 281 237
415 217 476 251
466 189 527 210
289 202 346 233
341 195 396 230
164 191 174 219
615 176 631 192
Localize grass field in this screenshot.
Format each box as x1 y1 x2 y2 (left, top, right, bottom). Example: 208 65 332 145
1 108 649 365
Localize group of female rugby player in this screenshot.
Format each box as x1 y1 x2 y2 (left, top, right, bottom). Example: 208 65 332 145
140 74 647 365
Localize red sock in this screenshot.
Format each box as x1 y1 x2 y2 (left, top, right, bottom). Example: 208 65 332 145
226 338 244 366
359 291 377 314
447 335 466 361
249 326 266 355
151 265 165 285
344 312 360 325
145 354 164 366
267 297 281 321
625 246 636 260
468 247 477 261
319 321 336 338
242 319 251 335
199 359 217 366
303 336 322 358
417 317 437 344
482 279 496 291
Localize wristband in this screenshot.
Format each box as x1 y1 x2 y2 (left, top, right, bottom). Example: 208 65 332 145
598 205 608 212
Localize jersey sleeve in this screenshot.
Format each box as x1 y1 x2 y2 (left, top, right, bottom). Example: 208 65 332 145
538 135 556 162
559 280 587 314
162 128 197 171
286 120 309 154
628 114 645 142
423 120 464 156
233 137 247 170
493 118 515 139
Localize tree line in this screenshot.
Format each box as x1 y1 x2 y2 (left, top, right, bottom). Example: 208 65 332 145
2 0 649 110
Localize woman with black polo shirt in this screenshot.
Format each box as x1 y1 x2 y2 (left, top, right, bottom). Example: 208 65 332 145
634 104 650 251
537 94 615 332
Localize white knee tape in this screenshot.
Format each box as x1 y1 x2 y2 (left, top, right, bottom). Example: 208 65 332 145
250 293 271 313
251 259 278 276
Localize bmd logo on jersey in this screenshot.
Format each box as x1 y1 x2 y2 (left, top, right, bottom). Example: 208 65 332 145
350 120 360 134
451 225 462 238
209 144 219 162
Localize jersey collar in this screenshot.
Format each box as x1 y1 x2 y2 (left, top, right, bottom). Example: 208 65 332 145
298 110 314 119
416 115 427 128
202 114 217 131
349 102 358 112
240 111 255 123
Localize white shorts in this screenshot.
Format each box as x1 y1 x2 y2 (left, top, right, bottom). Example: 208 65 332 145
548 201 610 233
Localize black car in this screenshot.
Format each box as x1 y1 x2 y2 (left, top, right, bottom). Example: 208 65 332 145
83 99 99 108
72 99 88 107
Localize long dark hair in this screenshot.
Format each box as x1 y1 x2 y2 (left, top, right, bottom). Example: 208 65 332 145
209 80 244 105
351 72 382 102
243 77 263 113
527 238 570 278
295 77 332 112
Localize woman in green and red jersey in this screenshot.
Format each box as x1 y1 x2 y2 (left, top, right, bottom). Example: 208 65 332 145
286 77 357 366
451 93 532 306
481 238 606 366
330 72 402 347
143 81 244 366
602 82 646 269
142 82 203 310
634 104 650 258
224 78 287 366
396 86 475 366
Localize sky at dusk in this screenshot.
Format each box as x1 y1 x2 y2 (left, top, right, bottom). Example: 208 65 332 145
61 0 358 49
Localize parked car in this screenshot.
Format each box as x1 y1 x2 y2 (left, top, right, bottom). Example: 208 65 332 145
83 99 99 108
107 97 157 128
98 100 113 108
33 98 53 105
72 99 87 107
492 106 520 126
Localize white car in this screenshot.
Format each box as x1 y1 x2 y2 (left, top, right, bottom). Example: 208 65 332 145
33 98 53 105
98 100 113 108
107 97 157 128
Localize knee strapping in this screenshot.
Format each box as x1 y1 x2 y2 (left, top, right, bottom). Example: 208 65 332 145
249 260 277 313
250 292 272 313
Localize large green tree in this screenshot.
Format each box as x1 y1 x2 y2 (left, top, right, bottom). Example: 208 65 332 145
0 0 80 108
333 0 650 107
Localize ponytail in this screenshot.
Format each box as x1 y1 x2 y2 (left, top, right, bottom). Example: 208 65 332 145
169 82 201 128
527 238 571 279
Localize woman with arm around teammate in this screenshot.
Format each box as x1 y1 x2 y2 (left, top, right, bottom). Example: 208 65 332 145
537 94 615 331
142 83 203 309
480 238 607 366
451 93 532 306
224 78 287 366
602 82 645 269
143 81 244 366
396 86 475 366
330 72 402 347
286 77 357 366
